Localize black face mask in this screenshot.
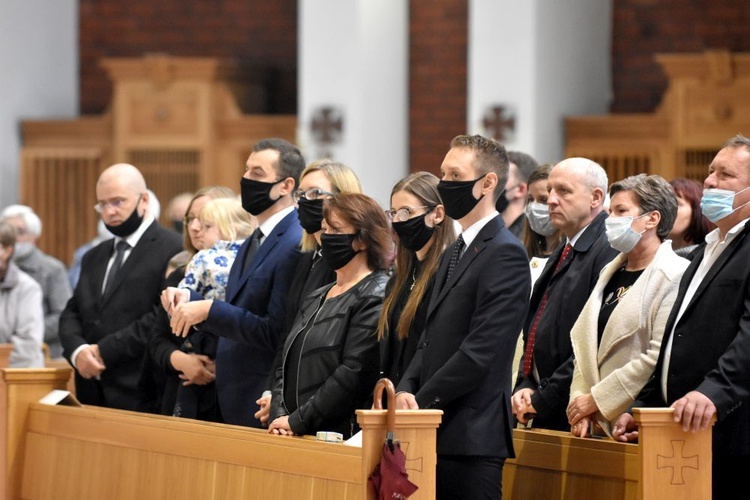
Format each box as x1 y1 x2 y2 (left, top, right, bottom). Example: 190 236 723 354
104 196 144 238
297 198 324 235
494 189 509 213
320 233 360 270
172 220 184 234
241 177 283 216
391 211 436 253
437 174 487 220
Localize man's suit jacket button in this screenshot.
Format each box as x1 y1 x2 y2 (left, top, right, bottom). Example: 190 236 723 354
422 338 430 348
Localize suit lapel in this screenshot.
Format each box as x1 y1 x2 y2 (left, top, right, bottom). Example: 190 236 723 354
93 239 114 305
427 216 500 318
100 222 158 306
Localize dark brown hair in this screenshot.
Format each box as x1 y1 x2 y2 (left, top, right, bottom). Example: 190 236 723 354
323 193 393 271
669 177 712 245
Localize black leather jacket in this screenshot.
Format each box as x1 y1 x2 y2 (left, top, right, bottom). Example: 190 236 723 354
270 271 387 437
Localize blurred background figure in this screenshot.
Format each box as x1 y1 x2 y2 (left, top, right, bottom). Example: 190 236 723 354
499 150 540 240
0 220 45 367
1 204 71 360
166 192 194 234
522 164 563 286
668 178 712 260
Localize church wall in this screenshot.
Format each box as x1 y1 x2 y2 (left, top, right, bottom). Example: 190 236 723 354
611 0 750 113
78 0 298 115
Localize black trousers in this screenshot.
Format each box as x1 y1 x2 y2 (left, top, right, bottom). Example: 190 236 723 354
714 455 750 500
437 455 505 500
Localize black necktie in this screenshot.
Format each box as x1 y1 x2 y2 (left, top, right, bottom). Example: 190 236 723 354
444 234 465 286
104 240 130 296
242 228 263 274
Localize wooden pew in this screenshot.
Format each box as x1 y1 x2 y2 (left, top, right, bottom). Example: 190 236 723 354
504 408 714 499
2 368 441 500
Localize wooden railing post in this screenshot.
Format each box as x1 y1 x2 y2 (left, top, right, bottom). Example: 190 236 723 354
634 408 715 500
356 409 442 500
0 368 72 500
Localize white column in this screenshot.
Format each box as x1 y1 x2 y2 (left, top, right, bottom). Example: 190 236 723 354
298 0 408 207
0 0 78 207
468 0 613 165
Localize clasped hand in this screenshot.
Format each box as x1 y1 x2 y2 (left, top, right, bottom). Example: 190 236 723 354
511 388 537 424
161 286 212 337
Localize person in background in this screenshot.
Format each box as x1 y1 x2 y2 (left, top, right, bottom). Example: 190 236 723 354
612 135 750 500
171 197 255 420
566 174 688 437
0 221 44 367
1 204 71 360
254 159 362 426
268 193 390 437
59 164 182 411
378 171 454 388
397 134 531 499
512 157 618 432
166 192 194 234
522 164 564 286
499 150 540 240
148 186 236 416
668 177 712 259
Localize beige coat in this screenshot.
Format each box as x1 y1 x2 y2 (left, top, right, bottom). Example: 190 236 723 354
569 241 688 435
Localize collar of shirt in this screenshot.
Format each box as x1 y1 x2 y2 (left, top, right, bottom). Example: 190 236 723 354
459 210 500 249
257 205 295 244
567 221 591 248
116 213 155 250
705 217 750 247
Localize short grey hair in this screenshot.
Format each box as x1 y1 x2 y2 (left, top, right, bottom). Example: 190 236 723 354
1 204 41 237
609 174 677 241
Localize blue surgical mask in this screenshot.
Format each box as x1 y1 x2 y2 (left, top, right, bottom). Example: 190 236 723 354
605 213 648 254
700 186 750 223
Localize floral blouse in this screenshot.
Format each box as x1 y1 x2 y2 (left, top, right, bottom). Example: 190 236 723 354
179 239 244 301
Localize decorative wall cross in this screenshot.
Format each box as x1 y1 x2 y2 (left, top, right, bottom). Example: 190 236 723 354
482 105 515 142
311 106 343 157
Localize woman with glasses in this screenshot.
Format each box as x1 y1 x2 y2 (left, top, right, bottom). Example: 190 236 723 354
254 159 362 425
268 193 390 437
377 172 455 388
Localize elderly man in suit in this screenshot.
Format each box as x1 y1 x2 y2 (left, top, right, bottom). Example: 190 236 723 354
59 163 182 411
164 138 304 428
396 134 531 499
612 134 750 500
511 157 618 432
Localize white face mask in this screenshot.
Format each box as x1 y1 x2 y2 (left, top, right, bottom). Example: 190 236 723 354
525 202 557 236
13 241 34 259
605 213 648 254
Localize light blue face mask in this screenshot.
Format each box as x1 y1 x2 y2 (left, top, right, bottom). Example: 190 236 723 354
700 186 750 223
605 213 648 254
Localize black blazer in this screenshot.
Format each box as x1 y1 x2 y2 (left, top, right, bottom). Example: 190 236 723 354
398 215 531 458
637 221 750 457
60 221 182 411
513 211 618 430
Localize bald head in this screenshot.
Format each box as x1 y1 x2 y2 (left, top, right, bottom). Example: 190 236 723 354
96 163 150 227
98 163 147 194
547 157 608 238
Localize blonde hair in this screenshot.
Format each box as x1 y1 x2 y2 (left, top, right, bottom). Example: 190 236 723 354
199 198 256 242
182 186 236 253
299 159 362 251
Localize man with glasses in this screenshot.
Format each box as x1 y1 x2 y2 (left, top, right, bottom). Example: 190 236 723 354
59 163 182 411
163 138 304 427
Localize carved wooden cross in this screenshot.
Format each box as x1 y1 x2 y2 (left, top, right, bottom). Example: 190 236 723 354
311 106 343 145
483 105 515 142
656 440 699 485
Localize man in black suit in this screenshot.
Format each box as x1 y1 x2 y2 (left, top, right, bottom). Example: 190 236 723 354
60 163 182 411
511 157 618 431
612 135 750 500
396 134 531 499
